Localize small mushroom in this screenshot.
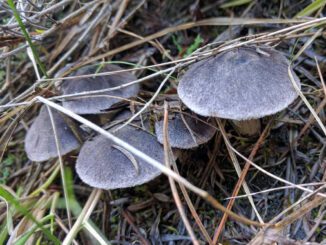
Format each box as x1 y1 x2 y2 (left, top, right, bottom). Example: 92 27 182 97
24 106 81 162
76 124 164 189
177 46 301 135
155 112 216 149
61 64 139 114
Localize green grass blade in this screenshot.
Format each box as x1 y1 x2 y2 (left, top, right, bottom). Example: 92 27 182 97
0 186 60 244
14 215 54 245
184 34 204 57
0 224 8 245
7 0 48 78
296 0 326 17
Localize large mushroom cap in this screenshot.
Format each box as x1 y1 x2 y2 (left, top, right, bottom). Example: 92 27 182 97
24 106 81 162
155 113 216 149
178 46 301 120
61 64 139 114
76 125 164 189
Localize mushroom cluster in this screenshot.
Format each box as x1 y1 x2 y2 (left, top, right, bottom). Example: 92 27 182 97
25 64 216 190
24 45 300 190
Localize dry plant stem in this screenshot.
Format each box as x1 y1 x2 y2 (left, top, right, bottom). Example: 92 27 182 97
297 98 326 140
54 215 79 245
47 1 108 76
274 195 326 228
45 105 72 229
169 151 213 241
249 171 326 243
108 0 129 38
62 189 102 245
163 103 199 245
232 119 261 136
213 119 267 243
297 58 326 139
304 209 326 241
113 68 175 132
9 19 323 107
3 62 180 109
225 182 326 200
46 63 187 103
292 28 323 61
76 17 305 68
121 210 150 245
270 182 326 225
216 122 326 198
3 0 73 29
288 66 326 136
36 96 262 227
72 17 325 73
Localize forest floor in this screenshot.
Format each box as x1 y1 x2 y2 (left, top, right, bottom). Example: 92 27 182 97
0 0 326 244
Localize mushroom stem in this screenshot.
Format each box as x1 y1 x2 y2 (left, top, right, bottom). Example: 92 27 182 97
232 119 261 136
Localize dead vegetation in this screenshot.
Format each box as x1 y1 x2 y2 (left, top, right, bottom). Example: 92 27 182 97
0 0 326 244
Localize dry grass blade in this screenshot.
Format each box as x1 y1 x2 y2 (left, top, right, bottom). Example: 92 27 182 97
213 118 272 242
75 17 306 68
288 66 326 137
297 57 326 140
162 103 199 244
225 182 326 200
113 68 175 132
62 189 102 245
217 123 326 197
45 105 72 229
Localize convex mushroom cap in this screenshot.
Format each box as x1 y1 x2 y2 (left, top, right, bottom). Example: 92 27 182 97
61 64 139 114
24 106 81 162
76 122 164 189
177 46 301 120
155 112 216 149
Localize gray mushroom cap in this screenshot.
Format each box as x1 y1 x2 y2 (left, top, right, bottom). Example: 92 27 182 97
177 46 301 120
61 64 139 114
76 125 164 189
24 106 81 162
155 113 216 149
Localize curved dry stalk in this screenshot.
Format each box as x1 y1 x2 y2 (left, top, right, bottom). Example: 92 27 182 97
225 182 326 200
163 115 213 242
162 103 199 245
45 105 72 229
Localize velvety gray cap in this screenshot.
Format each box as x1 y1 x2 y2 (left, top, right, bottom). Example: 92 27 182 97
155 113 216 149
24 106 81 162
178 46 301 120
76 125 164 189
61 64 139 114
